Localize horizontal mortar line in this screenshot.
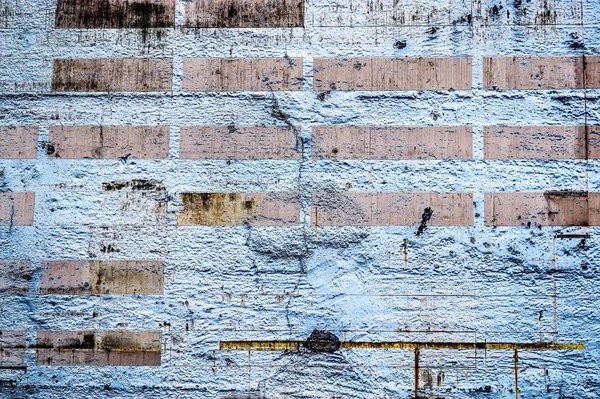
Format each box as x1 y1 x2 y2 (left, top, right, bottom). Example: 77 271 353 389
201 329 560 335
0 23 595 33
220 340 585 351
195 292 565 298
157 366 578 372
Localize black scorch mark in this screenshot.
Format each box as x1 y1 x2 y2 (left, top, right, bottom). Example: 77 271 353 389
302 329 341 353
416 207 433 236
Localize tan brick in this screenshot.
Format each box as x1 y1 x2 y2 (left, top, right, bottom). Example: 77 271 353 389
0 192 35 226
585 56 600 88
312 126 473 160
0 260 31 294
55 0 175 28
0 330 26 368
182 58 303 91
184 0 304 28
590 127 600 159
40 260 164 295
36 331 161 366
0 126 38 159
313 57 472 91
589 193 600 226
483 56 585 90
179 126 301 160
483 126 592 160
52 58 173 92
178 192 301 226
484 192 594 226
311 192 474 226
47 126 169 159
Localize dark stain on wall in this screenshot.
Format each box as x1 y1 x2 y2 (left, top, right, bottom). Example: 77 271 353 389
102 179 165 192
302 329 341 353
55 0 175 29
186 0 304 28
416 207 433 236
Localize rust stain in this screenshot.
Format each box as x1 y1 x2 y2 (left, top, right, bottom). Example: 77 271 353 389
178 192 300 226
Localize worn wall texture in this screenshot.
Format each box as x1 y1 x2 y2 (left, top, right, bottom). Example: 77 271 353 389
1 0 600 398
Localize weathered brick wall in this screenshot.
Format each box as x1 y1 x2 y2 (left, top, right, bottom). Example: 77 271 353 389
1 0 599 397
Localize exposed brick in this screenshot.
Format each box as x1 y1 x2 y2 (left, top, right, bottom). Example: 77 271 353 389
40 260 164 295
184 0 304 28
483 56 585 90
0 260 31 294
590 127 600 159
47 126 170 159
178 192 301 226
179 126 301 160
483 126 594 160
182 58 303 91
313 57 472 91
36 331 161 366
312 126 473 160
0 126 38 159
484 192 595 226
311 192 474 226
0 330 26 368
0 192 35 226
55 0 175 28
52 58 173 92
585 56 600 88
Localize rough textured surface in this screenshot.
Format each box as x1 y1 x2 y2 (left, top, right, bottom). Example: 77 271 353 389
0 0 599 398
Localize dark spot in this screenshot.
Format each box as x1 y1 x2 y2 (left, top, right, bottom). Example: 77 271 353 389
331 148 338 155
353 62 364 71
568 32 585 49
102 179 165 192
316 91 331 101
302 329 341 353
243 200 254 210
43 142 56 156
416 207 433 236
394 40 407 49
427 27 437 34
489 4 502 17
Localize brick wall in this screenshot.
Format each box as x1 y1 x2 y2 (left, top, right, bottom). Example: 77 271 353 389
1 0 599 397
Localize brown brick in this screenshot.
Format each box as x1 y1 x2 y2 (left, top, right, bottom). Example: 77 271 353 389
40 260 164 295
312 126 473 160
313 57 472 91
48 126 169 159
0 330 26 368
184 0 304 28
0 192 35 226
483 126 592 160
589 193 600 226
590 127 600 159
36 331 161 366
55 0 175 28
484 192 594 226
179 126 301 160
178 192 300 226
52 58 173 92
585 56 600 88
0 260 31 294
182 58 303 91
311 192 474 226
483 56 585 90
0 126 38 159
